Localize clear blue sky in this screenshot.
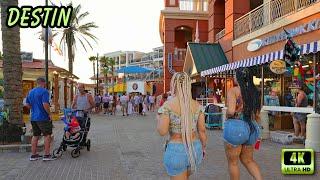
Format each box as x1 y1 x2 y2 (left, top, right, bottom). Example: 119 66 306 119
0 0 164 83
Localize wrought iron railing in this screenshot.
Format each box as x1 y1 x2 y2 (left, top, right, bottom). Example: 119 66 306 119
179 0 208 12
215 28 225 41
234 0 319 39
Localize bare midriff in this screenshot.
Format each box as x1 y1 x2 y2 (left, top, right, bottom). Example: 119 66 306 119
169 132 198 142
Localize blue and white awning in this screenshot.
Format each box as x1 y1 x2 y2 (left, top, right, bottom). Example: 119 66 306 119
201 40 320 77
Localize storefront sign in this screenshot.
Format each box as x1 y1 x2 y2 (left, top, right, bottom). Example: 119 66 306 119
270 60 287 74
247 39 263 51
261 19 320 47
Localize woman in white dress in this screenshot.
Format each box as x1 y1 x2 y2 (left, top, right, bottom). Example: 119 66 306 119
127 95 133 115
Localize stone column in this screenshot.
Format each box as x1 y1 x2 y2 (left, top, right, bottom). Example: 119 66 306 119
260 109 270 139
305 113 320 152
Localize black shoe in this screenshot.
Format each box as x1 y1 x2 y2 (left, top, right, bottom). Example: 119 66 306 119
43 154 57 161
29 154 43 161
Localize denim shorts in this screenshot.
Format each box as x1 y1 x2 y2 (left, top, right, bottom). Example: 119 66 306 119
223 119 260 147
163 140 203 176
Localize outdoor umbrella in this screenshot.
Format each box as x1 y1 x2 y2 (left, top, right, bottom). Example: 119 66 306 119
116 66 152 74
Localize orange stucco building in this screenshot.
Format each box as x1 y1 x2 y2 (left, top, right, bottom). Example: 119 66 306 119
160 0 208 92
161 0 320 97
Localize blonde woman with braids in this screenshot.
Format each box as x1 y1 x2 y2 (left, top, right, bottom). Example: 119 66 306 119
157 72 207 179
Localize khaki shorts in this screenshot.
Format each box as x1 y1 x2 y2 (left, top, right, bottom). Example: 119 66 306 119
121 103 128 109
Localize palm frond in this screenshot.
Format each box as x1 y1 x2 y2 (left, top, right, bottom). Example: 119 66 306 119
77 11 89 22
89 56 96 61
77 36 88 52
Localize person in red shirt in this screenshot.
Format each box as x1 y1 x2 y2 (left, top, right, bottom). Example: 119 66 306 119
159 93 168 107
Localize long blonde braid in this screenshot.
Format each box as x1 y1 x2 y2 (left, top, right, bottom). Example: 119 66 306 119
170 72 196 172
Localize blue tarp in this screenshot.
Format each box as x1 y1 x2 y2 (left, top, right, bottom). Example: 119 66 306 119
116 66 152 74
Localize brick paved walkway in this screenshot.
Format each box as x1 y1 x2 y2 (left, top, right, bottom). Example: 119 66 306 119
0 112 319 180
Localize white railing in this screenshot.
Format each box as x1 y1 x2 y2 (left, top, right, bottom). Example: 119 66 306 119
234 0 319 39
179 0 208 12
215 28 225 41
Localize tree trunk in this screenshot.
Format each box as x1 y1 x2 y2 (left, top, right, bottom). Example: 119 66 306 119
67 40 74 106
93 62 96 79
1 0 23 126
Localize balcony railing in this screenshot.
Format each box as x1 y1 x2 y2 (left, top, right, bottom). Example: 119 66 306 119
179 0 208 12
234 0 319 39
174 48 187 61
215 28 225 41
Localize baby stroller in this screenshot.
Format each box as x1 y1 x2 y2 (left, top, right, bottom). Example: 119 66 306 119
204 104 223 129
53 109 91 158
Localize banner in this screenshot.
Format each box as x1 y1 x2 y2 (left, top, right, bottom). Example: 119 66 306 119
127 81 145 94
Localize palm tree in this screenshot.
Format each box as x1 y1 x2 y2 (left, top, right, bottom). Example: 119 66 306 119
89 56 96 81
100 57 116 95
55 3 98 104
1 0 23 126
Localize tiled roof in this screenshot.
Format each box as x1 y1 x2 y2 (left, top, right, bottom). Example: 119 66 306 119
0 59 79 79
0 59 60 70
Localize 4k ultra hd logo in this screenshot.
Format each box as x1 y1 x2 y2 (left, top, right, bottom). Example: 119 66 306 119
281 149 315 175
6 6 73 28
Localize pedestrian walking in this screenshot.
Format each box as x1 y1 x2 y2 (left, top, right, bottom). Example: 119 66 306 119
223 67 262 180
149 94 155 112
25 77 56 161
159 93 167 107
134 93 139 114
128 94 134 115
102 93 110 115
94 94 102 113
138 93 143 115
120 93 129 116
157 72 207 179
110 94 117 115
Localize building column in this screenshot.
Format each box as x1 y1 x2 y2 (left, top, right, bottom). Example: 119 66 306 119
53 73 59 113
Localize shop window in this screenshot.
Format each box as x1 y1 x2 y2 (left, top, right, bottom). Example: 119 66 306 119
253 52 320 109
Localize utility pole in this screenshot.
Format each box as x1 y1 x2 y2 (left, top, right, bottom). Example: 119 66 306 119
96 53 99 95
45 0 49 89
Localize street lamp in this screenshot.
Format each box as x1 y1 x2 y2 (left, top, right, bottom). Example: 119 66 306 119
45 0 49 89
96 53 99 95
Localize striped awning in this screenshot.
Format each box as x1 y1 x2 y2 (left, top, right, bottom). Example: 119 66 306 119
201 40 320 77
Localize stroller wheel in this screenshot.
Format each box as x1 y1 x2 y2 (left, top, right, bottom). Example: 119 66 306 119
53 147 63 158
71 149 81 158
86 139 91 151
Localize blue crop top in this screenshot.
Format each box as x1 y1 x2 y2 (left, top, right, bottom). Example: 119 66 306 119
158 102 205 134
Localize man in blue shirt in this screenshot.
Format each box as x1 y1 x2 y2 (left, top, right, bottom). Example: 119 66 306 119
25 77 56 161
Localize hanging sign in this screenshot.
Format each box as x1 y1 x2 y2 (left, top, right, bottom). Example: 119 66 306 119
270 60 287 74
